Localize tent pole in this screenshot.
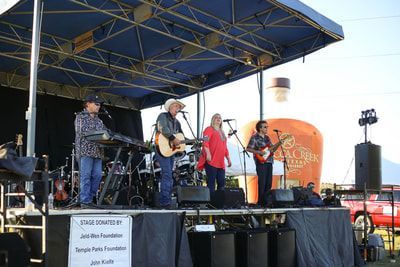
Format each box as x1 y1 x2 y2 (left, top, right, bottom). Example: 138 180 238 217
26 0 42 157
259 68 264 120
196 91 201 138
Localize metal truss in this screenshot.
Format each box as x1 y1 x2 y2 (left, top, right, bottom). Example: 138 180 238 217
0 71 140 109
0 0 343 109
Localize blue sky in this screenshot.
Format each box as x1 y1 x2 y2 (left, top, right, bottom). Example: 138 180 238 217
142 0 400 183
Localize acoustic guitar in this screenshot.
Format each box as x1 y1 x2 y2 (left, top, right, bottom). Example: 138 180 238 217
155 132 207 157
255 134 292 164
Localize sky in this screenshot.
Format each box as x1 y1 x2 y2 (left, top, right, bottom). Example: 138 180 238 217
141 0 400 184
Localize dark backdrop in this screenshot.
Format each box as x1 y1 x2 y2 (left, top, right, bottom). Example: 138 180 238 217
0 86 144 171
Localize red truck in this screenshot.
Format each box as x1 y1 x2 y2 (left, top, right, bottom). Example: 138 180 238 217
341 186 400 233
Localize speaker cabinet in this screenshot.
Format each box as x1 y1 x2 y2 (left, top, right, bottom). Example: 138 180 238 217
211 188 245 209
0 233 30 267
265 189 294 208
355 143 381 190
268 228 296 267
236 230 269 267
188 232 235 267
175 186 210 204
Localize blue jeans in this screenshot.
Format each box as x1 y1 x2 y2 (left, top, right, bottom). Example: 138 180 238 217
80 156 102 204
205 162 225 194
155 151 174 206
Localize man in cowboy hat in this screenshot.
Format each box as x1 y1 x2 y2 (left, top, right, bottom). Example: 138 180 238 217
75 94 106 207
155 98 185 208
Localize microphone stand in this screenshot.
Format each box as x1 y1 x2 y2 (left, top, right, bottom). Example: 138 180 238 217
225 121 250 204
274 131 289 189
180 112 201 185
148 125 160 192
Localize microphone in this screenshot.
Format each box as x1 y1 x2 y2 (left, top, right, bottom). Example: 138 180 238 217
273 129 281 133
223 119 235 122
228 130 237 137
102 106 113 120
179 110 189 114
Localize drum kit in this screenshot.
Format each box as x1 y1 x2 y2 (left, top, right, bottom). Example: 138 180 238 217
49 143 203 207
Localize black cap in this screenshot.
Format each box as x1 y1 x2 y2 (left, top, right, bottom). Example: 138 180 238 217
84 94 103 104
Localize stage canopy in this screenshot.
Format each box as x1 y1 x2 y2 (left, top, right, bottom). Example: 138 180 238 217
0 0 343 110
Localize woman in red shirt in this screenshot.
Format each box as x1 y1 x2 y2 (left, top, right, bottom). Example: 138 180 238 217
197 113 231 193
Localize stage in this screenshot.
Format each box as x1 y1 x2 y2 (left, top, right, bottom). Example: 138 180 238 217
2 206 359 267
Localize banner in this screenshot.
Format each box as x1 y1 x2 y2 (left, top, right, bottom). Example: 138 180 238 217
68 215 132 267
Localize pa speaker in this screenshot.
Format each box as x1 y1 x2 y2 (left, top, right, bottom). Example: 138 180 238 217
265 189 294 208
0 233 30 267
236 229 269 267
211 188 245 209
355 143 381 190
175 186 210 204
269 228 296 267
188 231 235 267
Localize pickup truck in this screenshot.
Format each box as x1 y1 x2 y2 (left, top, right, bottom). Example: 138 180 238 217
341 187 400 233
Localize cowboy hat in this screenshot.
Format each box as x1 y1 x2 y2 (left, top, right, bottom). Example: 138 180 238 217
164 98 185 111
84 94 103 104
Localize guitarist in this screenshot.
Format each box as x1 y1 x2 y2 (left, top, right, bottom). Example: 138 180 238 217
246 120 273 206
155 98 185 208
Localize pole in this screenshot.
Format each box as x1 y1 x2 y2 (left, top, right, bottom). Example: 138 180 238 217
196 91 201 138
26 0 42 157
259 68 264 120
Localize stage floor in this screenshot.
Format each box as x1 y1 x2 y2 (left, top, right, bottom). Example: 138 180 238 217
7 206 348 217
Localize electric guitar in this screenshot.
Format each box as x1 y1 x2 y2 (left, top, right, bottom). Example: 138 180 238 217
155 132 208 157
255 134 292 163
15 134 23 156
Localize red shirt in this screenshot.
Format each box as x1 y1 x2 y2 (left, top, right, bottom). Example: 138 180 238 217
197 126 229 170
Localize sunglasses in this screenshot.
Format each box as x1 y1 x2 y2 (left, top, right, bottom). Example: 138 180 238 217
94 102 101 106
261 125 268 128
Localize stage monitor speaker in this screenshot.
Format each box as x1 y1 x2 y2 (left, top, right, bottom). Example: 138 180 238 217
188 231 235 267
268 228 296 267
211 188 245 209
0 233 30 267
175 186 210 204
355 143 381 190
265 189 294 208
236 229 269 267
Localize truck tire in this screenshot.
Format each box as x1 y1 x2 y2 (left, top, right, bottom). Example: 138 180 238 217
354 214 375 234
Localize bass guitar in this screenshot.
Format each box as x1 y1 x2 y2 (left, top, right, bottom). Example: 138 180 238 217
155 132 208 157
255 134 292 163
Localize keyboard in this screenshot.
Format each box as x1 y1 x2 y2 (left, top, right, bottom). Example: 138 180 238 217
84 130 149 152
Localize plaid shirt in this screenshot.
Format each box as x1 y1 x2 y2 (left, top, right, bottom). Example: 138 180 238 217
247 133 273 164
74 111 106 159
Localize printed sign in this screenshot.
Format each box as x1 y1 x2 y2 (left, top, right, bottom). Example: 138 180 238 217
68 215 132 267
